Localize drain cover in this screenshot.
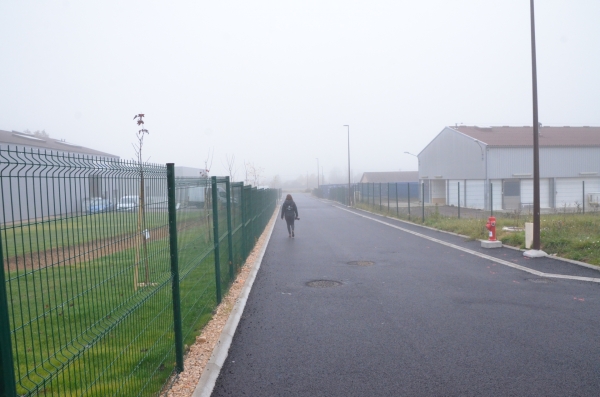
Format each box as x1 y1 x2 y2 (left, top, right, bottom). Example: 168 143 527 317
347 261 374 266
526 278 555 284
306 280 342 288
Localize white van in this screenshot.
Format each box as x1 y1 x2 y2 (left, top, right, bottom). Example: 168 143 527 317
117 196 139 211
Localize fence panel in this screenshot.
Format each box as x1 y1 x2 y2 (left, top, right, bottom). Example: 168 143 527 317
0 148 175 396
324 181 600 220
0 147 279 396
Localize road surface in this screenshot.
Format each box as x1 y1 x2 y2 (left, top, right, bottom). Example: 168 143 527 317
211 194 600 397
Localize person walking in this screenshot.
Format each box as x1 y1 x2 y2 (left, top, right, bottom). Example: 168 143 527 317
281 194 299 238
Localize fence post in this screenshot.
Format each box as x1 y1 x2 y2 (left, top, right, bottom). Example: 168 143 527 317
345 186 348 206
379 183 382 211
0 234 16 397
166 163 184 373
408 182 411 220
225 177 234 280
583 180 585 214
251 187 257 244
242 186 249 257
422 182 425 222
388 182 390 214
211 176 222 304
490 182 494 216
396 183 399 217
458 181 461 219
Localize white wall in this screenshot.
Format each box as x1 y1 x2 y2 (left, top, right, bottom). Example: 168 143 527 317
555 178 600 208
520 179 550 208
490 180 502 211
420 128 485 180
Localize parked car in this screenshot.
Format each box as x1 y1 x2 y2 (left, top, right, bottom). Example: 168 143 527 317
217 187 238 205
88 198 113 214
117 196 139 211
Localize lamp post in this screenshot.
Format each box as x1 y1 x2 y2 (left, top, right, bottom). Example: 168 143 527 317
472 140 484 160
344 125 351 205
316 158 320 188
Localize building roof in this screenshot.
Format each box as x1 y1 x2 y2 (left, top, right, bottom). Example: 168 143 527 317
360 171 419 183
0 129 119 158
453 126 600 147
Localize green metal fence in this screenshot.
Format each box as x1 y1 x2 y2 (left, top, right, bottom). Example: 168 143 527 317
323 182 600 221
318 182 600 265
0 148 279 397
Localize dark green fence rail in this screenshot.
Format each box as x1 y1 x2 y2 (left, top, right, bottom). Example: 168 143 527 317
0 148 279 397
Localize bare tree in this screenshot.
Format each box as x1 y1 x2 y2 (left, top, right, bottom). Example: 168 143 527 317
204 148 214 176
223 153 237 182
132 114 150 290
269 175 282 188
244 161 264 187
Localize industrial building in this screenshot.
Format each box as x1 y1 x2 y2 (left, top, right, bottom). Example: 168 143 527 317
417 126 600 211
359 171 419 184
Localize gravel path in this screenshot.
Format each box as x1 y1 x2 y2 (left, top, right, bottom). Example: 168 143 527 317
166 212 277 397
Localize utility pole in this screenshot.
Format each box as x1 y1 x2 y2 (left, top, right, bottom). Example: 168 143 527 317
524 0 546 258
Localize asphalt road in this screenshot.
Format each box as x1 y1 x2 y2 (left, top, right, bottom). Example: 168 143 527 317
211 194 600 397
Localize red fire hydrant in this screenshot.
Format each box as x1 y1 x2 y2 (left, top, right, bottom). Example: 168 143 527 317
486 216 497 241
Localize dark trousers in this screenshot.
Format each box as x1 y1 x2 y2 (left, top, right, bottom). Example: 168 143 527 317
284 215 295 234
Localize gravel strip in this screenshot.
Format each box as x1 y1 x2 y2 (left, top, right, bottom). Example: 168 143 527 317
166 213 276 397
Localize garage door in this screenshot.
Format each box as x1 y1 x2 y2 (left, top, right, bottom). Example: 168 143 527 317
556 178 600 208
520 179 550 209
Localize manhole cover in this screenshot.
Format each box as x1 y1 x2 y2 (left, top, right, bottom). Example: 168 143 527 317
526 278 555 284
347 261 375 266
306 280 342 288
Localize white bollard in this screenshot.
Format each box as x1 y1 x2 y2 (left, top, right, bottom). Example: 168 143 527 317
525 222 533 249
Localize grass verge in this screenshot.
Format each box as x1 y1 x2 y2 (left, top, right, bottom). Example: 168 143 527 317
355 202 600 267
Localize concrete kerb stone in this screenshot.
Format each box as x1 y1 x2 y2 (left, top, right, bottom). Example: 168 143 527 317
314 196 600 273
481 240 502 249
192 207 279 397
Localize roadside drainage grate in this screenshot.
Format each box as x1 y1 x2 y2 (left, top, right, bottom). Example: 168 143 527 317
306 280 342 288
526 278 555 284
347 261 375 266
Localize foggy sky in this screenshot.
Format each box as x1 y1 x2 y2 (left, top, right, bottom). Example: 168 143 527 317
1 1 599 186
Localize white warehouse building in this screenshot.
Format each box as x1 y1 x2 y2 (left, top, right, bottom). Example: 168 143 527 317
418 126 600 211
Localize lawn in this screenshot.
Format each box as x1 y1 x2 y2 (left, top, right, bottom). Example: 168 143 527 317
5 208 232 396
0 207 208 260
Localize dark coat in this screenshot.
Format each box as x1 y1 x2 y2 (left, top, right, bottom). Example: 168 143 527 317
281 199 298 219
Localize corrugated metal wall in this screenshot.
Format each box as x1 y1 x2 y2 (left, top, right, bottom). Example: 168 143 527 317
521 178 550 208
490 180 502 211
488 146 600 179
420 129 600 211
420 128 485 180
555 178 600 208
447 180 486 209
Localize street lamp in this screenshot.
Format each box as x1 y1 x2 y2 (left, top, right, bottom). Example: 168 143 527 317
404 151 419 165
472 140 484 160
344 125 351 205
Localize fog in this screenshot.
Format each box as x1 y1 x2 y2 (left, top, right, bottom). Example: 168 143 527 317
1 1 599 187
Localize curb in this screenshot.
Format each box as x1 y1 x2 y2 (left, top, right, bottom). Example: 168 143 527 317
315 196 600 273
192 208 278 397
